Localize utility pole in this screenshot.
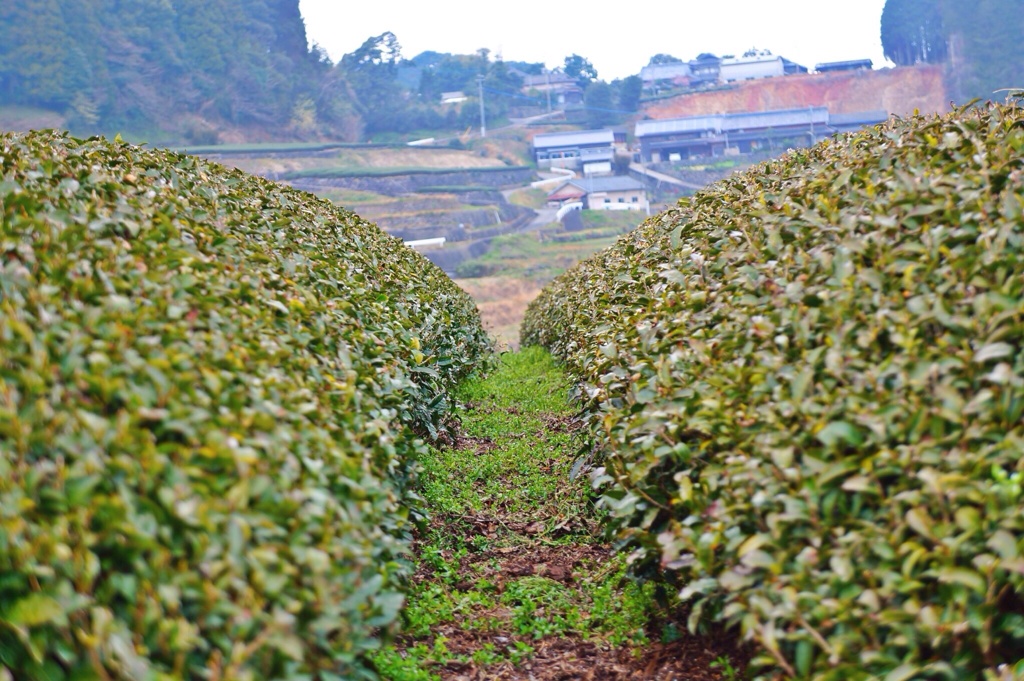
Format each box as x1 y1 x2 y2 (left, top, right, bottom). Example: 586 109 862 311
477 75 486 138
545 69 552 112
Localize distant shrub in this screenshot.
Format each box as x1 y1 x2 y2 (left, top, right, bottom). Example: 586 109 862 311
454 260 500 278
0 131 491 679
522 102 1024 679
182 119 220 146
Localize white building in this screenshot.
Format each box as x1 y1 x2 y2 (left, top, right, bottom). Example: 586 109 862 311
532 129 616 173
440 91 468 105
547 176 649 213
719 54 785 83
640 62 693 89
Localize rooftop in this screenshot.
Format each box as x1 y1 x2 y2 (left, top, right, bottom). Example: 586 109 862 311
523 72 577 87
533 129 615 149
815 59 874 71
568 176 646 193
640 62 692 82
830 110 889 127
721 53 784 66
635 107 831 138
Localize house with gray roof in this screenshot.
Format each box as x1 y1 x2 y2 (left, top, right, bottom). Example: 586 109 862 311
635 107 831 161
522 71 577 90
532 129 616 173
547 175 649 213
635 107 888 161
521 71 584 109
640 62 693 92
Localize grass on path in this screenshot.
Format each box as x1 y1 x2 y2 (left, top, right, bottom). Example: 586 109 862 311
372 348 743 680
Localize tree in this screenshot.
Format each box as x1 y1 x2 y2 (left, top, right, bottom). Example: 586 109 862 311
506 60 544 76
648 53 682 66
343 31 402 71
456 56 525 130
476 48 491 69
564 54 598 88
615 75 643 112
0 0 76 108
584 81 616 128
0 0 358 139
340 32 405 133
484 57 523 107
880 0 948 65
417 52 484 102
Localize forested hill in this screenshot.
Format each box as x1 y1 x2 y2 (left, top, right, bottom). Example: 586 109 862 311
881 0 1024 101
0 0 357 141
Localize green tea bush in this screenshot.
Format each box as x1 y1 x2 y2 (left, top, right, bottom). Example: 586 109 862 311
0 131 491 679
522 102 1024 678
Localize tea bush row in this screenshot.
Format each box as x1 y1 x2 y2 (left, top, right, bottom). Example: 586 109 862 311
0 131 491 679
522 102 1024 678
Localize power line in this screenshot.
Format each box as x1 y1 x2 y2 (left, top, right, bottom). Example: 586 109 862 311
478 85 636 115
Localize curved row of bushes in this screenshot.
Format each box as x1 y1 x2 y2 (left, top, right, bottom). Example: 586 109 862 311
522 102 1024 678
0 131 491 679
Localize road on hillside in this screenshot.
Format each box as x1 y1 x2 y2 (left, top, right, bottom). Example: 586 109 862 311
500 184 559 234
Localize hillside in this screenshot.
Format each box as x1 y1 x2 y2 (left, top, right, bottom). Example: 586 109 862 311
0 0 355 142
882 0 1024 101
643 65 948 119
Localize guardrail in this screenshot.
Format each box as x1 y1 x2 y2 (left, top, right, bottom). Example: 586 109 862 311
531 166 576 188
405 237 446 249
556 202 584 221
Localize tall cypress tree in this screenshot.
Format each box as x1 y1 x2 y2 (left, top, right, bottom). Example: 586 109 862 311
880 0 948 66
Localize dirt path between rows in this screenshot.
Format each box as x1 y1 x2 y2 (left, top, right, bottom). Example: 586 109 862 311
374 350 749 680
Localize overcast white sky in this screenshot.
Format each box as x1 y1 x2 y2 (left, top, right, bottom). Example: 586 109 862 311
297 0 892 80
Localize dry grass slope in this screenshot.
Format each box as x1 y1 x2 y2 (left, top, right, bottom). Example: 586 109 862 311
455 277 545 350
644 65 949 119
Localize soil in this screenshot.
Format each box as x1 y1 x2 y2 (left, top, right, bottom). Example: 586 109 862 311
388 415 752 680
454 277 545 350
644 65 948 120
401 534 751 680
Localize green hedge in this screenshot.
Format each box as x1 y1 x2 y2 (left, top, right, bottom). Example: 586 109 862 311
522 102 1024 679
0 131 491 679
